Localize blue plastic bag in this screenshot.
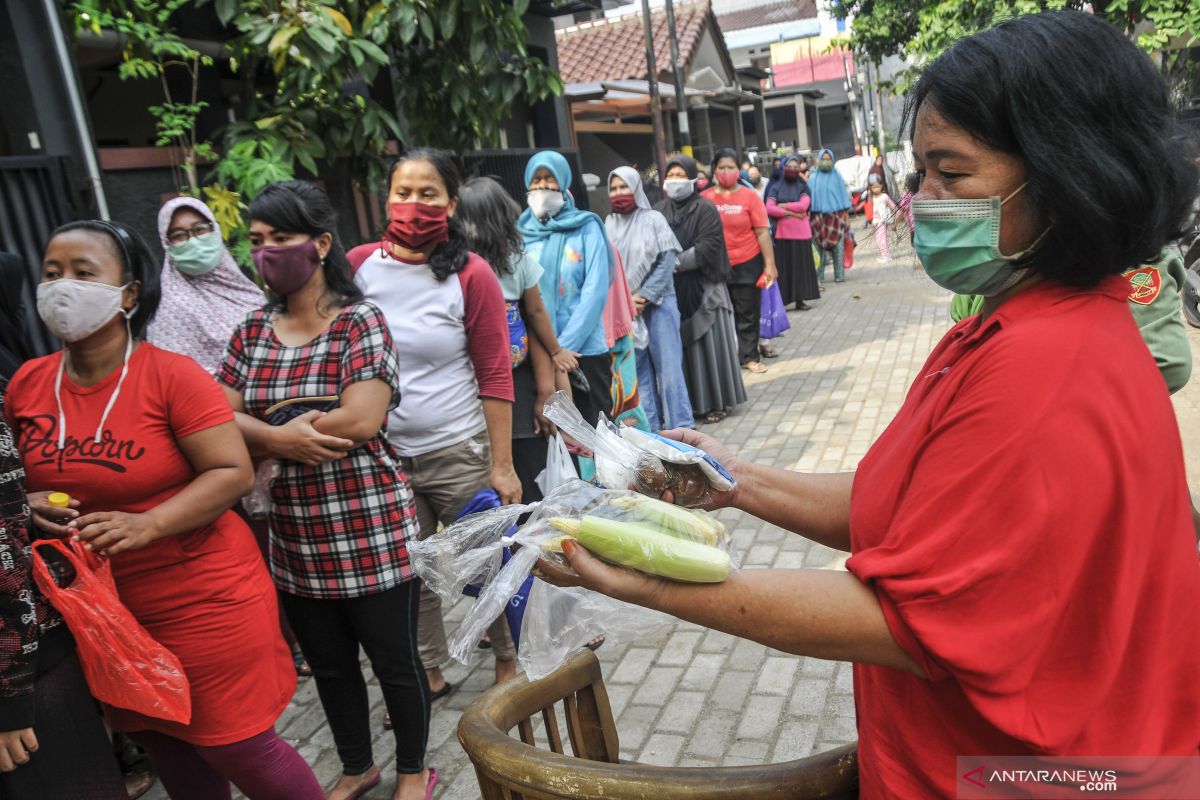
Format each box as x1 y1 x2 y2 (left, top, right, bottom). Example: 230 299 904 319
759 282 791 340
457 489 531 652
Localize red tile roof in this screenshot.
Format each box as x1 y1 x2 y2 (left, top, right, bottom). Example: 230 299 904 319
555 1 714 84
716 0 816 33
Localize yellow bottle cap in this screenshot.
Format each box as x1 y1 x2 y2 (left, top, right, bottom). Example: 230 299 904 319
47 492 71 509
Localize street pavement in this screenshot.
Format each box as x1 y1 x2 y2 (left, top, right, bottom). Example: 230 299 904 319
146 230 1200 799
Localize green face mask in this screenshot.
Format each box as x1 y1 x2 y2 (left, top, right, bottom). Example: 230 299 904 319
818 161 834 172
168 232 223 277
911 183 1047 297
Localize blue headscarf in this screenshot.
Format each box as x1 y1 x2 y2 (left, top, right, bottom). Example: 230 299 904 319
516 150 614 330
807 148 852 213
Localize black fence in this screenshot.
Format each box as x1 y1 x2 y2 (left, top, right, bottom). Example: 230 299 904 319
0 156 79 356
459 148 589 212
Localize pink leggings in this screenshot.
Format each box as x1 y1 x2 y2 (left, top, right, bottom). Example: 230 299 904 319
874 222 891 259
131 728 323 800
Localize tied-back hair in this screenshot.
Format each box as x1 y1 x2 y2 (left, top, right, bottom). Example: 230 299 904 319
711 147 740 173
47 220 161 336
248 181 363 313
387 148 470 282
902 10 1199 287
456 177 522 278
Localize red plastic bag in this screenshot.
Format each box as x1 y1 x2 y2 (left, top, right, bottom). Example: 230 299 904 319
844 234 855 269
31 538 191 724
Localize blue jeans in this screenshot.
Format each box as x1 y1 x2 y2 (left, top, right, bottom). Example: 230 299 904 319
634 293 695 432
817 239 845 283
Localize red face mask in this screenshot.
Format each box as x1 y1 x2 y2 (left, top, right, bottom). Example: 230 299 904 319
385 202 450 252
716 171 739 189
695 176 709 191
784 168 802 181
610 194 637 215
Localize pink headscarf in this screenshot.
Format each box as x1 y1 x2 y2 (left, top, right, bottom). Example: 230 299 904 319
146 197 265 375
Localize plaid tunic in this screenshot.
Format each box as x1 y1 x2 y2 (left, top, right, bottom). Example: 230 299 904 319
218 303 417 599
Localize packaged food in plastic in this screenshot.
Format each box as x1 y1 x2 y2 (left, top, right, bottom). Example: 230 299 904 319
542 391 736 506
31 538 191 724
408 478 740 680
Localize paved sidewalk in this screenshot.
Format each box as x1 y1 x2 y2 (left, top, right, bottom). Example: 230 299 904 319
147 234 1000 798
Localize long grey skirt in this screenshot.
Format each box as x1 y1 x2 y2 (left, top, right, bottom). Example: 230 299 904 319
683 306 748 417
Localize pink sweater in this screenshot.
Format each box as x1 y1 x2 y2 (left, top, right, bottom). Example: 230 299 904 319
766 195 812 241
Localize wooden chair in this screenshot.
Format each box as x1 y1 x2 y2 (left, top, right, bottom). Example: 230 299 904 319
458 649 858 799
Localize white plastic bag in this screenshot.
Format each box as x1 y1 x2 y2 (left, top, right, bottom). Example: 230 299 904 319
535 433 578 497
241 460 278 518
408 478 739 677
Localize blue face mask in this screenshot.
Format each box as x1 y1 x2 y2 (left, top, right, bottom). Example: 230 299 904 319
912 183 1048 296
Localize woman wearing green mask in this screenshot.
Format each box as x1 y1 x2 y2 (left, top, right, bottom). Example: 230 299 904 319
533 11 1200 799
147 197 265 376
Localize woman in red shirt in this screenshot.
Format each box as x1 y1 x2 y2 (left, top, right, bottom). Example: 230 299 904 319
538 12 1200 798
702 147 778 373
5 221 320 800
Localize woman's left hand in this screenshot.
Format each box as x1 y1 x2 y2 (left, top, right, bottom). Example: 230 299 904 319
534 540 664 607
762 263 778 289
491 464 523 506
69 512 163 556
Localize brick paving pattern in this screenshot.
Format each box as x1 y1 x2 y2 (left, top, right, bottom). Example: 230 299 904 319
152 232 1200 798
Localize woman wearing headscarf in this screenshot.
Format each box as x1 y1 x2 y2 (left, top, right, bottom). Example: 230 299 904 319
146 197 265 376
808 148 853 287
654 155 746 425
868 153 889 197
606 167 691 432
767 155 819 311
517 151 616 428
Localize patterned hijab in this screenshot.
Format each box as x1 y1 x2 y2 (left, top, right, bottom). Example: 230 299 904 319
146 197 265 375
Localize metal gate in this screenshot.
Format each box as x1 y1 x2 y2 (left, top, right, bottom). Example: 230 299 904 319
0 156 79 356
459 149 590 211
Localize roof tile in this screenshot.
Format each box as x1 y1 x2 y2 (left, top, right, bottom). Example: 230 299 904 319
716 0 816 33
555 1 711 84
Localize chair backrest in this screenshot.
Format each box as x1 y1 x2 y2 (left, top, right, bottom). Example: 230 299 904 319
458 649 859 800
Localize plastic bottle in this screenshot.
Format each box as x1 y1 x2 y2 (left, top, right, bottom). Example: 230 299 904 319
47 492 71 509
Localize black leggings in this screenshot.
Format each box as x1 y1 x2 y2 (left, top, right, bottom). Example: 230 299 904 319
0 652 126 800
727 284 763 366
573 354 614 426
279 580 429 776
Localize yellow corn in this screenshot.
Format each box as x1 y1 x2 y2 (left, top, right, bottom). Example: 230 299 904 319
547 516 729 583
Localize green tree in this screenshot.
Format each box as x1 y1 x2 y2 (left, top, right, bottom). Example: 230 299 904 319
832 0 1200 99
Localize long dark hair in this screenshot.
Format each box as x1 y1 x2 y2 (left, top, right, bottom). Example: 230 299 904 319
46 220 161 337
248 181 363 312
456 177 521 278
386 148 470 281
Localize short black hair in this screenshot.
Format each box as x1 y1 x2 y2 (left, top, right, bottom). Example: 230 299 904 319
903 10 1198 287
47 220 160 336
711 147 740 173
248 181 364 313
457 177 521 278
387 148 471 282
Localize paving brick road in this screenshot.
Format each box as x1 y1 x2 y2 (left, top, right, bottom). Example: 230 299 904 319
146 232 1200 798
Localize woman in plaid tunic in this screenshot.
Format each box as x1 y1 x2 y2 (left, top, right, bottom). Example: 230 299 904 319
218 182 433 800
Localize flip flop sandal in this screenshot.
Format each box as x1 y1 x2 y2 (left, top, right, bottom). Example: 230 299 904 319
340 771 381 800
585 635 606 651
744 361 768 374
431 682 454 701
292 651 313 678
425 767 440 800
703 411 727 424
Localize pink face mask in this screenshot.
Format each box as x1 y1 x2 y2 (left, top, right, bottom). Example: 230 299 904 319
252 239 322 296
716 171 739 189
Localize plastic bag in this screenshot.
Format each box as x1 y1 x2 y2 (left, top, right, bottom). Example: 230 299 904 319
759 282 792 340
31 538 191 724
543 391 736 506
535 433 578 497
241 459 278 518
631 315 650 350
409 479 740 679
844 230 856 269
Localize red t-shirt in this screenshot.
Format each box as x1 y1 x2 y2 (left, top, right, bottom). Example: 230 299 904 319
702 185 768 267
847 278 1200 798
5 344 293 745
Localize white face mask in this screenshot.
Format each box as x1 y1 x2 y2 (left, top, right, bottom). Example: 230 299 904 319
37 279 133 343
663 179 695 201
527 188 566 220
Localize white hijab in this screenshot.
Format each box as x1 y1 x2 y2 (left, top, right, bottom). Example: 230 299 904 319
604 166 680 293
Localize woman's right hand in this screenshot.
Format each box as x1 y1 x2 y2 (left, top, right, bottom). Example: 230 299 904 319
270 410 354 466
656 428 742 511
551 349 579 373
27 492 79 537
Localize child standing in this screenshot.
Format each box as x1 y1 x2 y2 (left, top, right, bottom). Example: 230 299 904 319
868 181 900 262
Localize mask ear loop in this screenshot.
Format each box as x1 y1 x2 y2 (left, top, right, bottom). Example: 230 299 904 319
93 314 135 443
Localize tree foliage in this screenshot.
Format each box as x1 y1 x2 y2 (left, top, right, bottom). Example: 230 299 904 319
831 0 1200 98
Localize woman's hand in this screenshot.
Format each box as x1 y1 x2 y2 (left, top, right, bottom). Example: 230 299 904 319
657 428 742 511
0 729 37 772
533 389 557 438
491 464 523 506
762 262 779 289
69 512 163 556
551 349 579 374
632 293 648 316
534 539 665 607
26 492 79 538
270 410 354 465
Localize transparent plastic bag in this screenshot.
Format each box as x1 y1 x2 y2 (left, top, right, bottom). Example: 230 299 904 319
542 391 736 506
31 539 191 723
409 478 740 678
241 459 278 519
535 433 578 497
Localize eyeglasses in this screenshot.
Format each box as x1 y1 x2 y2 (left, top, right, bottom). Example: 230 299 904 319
166 222 215 246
